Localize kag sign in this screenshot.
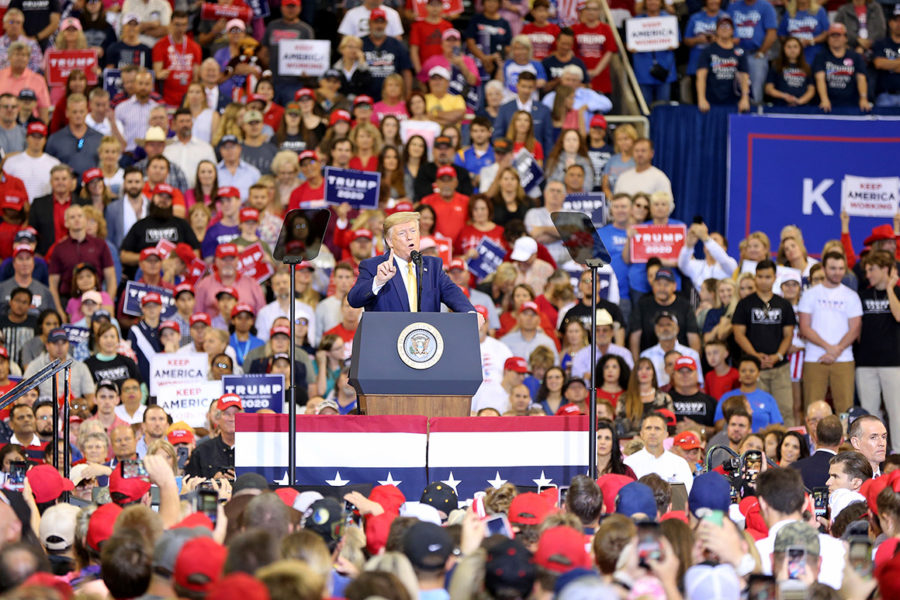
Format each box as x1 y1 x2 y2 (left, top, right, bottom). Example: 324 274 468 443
727 115 900 257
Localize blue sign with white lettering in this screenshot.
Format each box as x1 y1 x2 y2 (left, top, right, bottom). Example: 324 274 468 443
245 0 270 18
222 374 284 413
728 115 900 258
324 167 381 210
564 193 607 226
512 150 544 194
122 281 176 319
103 68 122 97
466 238 507 280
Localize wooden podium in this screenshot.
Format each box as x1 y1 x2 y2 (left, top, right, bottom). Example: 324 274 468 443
350 313 482 419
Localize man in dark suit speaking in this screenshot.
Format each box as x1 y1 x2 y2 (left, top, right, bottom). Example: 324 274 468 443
348 211 484 328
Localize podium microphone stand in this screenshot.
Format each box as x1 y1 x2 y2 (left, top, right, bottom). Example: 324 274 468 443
551 211 612 480
272 209 331 486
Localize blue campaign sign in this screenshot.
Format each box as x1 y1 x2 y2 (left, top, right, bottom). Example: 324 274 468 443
728 115 900 257
512 149 544 194
244 0 270 18
222 374 284 413
324 167 381 210
103 68 122 97
564 193 608 226
63 325 90 346
466 238 506 280
122 281 177 319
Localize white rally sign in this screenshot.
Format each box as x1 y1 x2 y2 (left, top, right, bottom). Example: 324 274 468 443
278 39 330 77
157 380 223 428
841 175 900 218
625 16 679 52
149 352 208 396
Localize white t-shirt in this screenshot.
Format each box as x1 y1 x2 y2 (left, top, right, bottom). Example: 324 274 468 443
613 166 673 197
480 335 513 386
86 114 126 138
338 5 404 37
623 448 694 493
120 0 172 47
797 283 862 363
3 152 60 201
755 519 845 590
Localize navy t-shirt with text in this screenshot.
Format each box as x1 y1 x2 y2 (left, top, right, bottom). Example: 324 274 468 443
872 38 900 95
766 63 813 103
813 48 866 106
698 43 748 105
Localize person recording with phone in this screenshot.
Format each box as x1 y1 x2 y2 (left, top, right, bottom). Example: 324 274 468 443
347 212 484 329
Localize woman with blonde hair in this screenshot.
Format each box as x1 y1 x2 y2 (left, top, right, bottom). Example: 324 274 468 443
79 169 114 212
736 231 771 275
373 73 409 123
777 234 818 280
49 68 89 132
333 209 386 258
349 122 383 171
333 35 371 99
188 202 212 246
182 82 219 144
271 150 301 202
211 103 245 147
499 35 547 94
738 272 757 300
479 261 518 306
97 136 124 197
505 110 543 166
601 123 639 197
82 205 121 285
544 129 593 192
703 278 739 344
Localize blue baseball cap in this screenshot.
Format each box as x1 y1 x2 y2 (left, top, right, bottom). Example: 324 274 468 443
688 472 731 517
615 482 657 519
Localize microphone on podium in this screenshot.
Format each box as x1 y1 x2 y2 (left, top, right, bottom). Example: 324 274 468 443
409 250 423 312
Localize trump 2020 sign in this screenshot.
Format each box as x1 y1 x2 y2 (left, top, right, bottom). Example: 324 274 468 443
727 115 900 257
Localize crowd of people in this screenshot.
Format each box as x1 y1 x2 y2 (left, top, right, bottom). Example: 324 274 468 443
0 0 896 596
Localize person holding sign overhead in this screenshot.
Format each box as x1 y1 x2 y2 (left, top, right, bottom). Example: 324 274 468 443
348 211 482 326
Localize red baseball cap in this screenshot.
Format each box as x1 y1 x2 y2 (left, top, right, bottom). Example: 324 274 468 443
175 242 196 265
216 393 243 411
215 244 239 259
207 573 271 600
354 94 374 106
519 301 539 314
448 259 466 271
270 325 291 338
239 207 259 223
25 465 74 503
12 243 32 257
190 312 212 327
294 87 314 100
474 305 489 320
86 503 122 552
0 347 9 360
590 114 608 129
436 165 456 179
351 228 373 242
81 168 103 185
657 408 677 428
674 356 697 371
329 110 351 125
2 194 25 210
504 356 529 373
109 465 151 505
160 319 180 334
174 537 227 593
369 7 386 20
167 421 195 445
508 492 555 526
26 121 47 137
140 247 162 261
153 183 175 197
141 292 162 306
556 404 584 416
247 93 267 105
175 282 194 297
173 512 215 531
533 526 592 573
281 0 300 5
673 430 702 450
298 150 317 163
387 200 414 214
216 186 241 200
230 303 255 318
596 473 634 514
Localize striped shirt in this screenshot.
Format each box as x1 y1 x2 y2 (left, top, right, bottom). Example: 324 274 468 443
114 96 159 151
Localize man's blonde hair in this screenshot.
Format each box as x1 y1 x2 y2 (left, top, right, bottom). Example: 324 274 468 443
383 211 421 239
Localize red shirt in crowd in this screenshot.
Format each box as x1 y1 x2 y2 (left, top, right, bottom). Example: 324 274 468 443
705 367 740 400
348 155 379 172
454 223 506 257
410 19 453 67
521 22 561 61
288 179 326 210
572 21 617 93
421 192 470 242
152 35 203 106
263 103 284 132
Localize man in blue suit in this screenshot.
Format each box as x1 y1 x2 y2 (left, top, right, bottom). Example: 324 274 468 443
348 212 483 327
492 72 554 156
790 414 844 491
